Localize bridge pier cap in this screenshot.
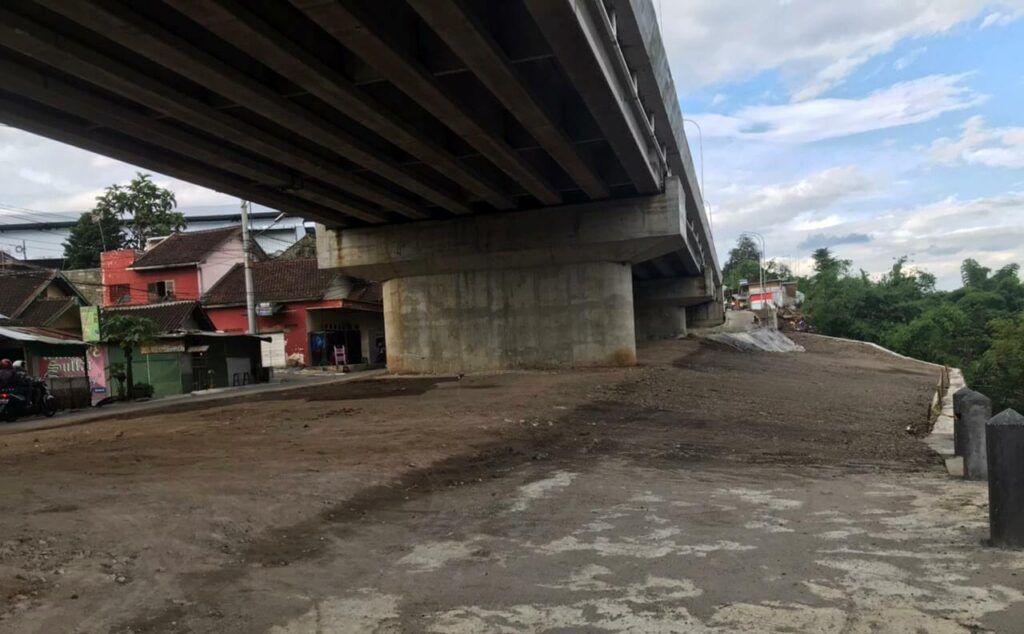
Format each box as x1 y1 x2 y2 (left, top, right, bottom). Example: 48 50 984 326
318 178 702 373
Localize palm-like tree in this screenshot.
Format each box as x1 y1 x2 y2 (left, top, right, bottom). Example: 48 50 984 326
102 314 160 400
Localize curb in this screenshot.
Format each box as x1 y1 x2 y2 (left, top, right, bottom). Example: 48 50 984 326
0 369 387 436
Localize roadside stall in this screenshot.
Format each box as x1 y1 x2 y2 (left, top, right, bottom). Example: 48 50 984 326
0 325 89 409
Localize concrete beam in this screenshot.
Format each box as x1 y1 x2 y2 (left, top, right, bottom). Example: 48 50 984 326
0 7 417 224
290 0 564 206
524 0 662 195
633 276 713 308
0 95 343 225
34 0 471 218
317 177 692 280
166 0 517 212
0 57 389 225
612 0 720 282
408 0 609 200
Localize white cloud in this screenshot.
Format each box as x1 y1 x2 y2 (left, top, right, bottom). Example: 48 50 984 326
713 166 878 231
659 0 1019 99
780 194 1023 289
929 115 1024 169
658 0 1023 100
980 10 1023 28
693 75 984 144
0 125 234 216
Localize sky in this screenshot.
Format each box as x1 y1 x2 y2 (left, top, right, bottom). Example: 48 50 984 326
1 1 1023 288
659 0 1024 289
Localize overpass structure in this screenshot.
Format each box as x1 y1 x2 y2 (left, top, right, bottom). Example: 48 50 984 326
0 0 723 372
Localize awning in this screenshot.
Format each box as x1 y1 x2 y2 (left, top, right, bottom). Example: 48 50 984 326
0 326 85 346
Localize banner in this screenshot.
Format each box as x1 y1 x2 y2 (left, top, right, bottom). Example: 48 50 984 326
87 345 110 406
80 306 101 343
40 356 86 379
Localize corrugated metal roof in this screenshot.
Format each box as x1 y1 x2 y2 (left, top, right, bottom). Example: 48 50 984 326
0 325 85 345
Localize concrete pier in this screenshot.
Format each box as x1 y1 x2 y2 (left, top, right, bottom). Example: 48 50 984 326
633 275 713 341
384 263 636 373
319 178 714 372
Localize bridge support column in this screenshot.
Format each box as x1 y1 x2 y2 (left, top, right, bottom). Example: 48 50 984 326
685 268 726 329
317 179 700 373
633 276 713 341
384 262 635 373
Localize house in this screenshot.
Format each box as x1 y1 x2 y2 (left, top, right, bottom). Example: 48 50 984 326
62 268 104 305
100 226 260 307
743 279 803 311
202 258 384 368
88 301 266 400
0 268 89 336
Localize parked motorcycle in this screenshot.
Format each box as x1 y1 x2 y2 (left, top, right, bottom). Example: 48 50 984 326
0 379 57 422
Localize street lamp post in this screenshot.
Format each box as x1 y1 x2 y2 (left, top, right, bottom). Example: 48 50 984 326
740 231 769 326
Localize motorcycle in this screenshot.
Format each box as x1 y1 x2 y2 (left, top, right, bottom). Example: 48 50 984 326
0 379 57 422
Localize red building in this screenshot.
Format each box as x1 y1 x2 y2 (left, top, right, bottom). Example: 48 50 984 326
100 226 250 307
203 259 383 368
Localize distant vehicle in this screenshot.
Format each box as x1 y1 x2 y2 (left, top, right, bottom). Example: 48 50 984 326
0 379 57 422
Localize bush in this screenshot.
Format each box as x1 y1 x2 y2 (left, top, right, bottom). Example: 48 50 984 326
132 382 155 399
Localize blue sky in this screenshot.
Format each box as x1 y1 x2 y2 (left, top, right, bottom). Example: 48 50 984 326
0 1 1021 289
659 0 1024 288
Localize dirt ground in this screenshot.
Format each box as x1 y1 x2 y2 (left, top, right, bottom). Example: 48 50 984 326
1 334 1021 633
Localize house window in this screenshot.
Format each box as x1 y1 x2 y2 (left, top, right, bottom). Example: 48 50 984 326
110 284 131 305
147 280 176 302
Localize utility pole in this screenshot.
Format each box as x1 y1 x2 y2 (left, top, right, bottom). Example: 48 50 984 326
240 200 257 335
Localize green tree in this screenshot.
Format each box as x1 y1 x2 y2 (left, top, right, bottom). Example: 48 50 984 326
971 317 1024 412
93 173 184 250
62 210 124 269
102 314 160 400
889 304 972 366
722 236 763 291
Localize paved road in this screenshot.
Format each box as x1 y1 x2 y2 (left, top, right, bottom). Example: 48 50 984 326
2 336 1021 633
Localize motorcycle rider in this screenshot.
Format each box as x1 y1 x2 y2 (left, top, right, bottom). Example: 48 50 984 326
0 359 14 389
12 361 39 408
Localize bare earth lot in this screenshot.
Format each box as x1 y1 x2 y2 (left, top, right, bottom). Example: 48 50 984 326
2 334 1022 632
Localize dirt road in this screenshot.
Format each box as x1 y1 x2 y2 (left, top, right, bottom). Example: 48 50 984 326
2 334 1021 632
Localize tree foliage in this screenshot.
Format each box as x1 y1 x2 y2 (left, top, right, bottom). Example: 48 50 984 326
63 210 125 269
722 237 794 291
63 174 185 267
801 250 1024 411
95 173 184 250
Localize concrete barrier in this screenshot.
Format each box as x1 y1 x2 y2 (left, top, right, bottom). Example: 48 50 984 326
961 391 993 480
952 386 974 457
986 409 1024 549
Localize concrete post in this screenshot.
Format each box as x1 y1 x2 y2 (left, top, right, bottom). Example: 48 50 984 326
987 409 1024 548
952 386 973 456
961 391 993 480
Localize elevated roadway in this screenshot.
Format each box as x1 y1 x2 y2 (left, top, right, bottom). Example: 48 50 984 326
0 0 724 371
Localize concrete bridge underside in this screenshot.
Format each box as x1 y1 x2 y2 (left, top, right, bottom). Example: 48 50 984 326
0 0 723 372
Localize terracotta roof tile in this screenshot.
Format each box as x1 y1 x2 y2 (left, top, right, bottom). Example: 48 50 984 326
203 259 381 307
130 226 240 269
0 269 55 318
16 297 77 327
103 300 214 333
